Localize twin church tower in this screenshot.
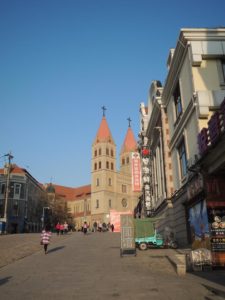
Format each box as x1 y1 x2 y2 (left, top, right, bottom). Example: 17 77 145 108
49 109 141 229
90 109 140 226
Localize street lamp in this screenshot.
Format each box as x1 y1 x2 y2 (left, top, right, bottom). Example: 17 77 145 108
2 153 13 233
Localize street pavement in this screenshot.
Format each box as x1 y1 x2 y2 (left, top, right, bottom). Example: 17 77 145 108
0 232 225 300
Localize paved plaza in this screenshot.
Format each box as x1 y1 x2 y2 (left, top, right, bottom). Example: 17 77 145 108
0 232 225 300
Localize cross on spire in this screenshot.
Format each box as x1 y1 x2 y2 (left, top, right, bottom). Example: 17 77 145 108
101 106 107 117
127 117 132 127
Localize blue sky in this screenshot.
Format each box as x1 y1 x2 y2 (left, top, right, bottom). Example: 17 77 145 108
1 0 225 187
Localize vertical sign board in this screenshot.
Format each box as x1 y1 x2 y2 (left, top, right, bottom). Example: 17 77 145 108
206 177 225 267
120 214 136 257
131 152 141 192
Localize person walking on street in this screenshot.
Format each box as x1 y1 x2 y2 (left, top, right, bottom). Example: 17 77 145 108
41 225 52 254
55 222 60 236
64 221 68 234
111 223 114 232
83 221 88 235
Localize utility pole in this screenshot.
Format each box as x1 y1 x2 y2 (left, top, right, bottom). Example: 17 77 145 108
3 152 14 233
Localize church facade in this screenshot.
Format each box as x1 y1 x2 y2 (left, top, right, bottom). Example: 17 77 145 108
48 114 141 230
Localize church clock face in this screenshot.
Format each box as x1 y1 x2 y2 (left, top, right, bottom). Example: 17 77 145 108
122 198 127 207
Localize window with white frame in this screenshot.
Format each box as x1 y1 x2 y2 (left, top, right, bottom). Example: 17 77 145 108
14 183 21 198
174 82 182 120
177 139 188 178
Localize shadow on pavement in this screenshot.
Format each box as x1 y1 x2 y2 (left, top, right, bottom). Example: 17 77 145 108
47 246 65 254
190 270 225 289
0 276 12 286
202 283 225 299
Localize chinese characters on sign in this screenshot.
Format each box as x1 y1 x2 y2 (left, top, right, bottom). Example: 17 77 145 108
131 152 141 192
141 148 151 213
120 214 136 256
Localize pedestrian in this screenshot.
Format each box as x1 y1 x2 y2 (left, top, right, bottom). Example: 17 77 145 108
64 221 68 234
93 221 97 232
41 225 52 254
111 223 114 232
55 222 60 236
83 221 88 235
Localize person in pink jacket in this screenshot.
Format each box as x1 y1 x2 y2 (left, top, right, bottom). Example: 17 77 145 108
41 225 52 254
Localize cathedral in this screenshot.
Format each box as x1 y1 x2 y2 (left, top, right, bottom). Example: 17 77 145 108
47 112 141 230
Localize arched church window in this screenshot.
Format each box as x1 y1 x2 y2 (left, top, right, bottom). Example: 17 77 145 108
99 148 102 155
96 199 99 208
108 178 112 186
111 149 114 157
99 161 101 169
106 148 109 155
94 149 97 157
106 161 109 169
111 162 114 170
109 199 112 208
122 158 125 165
94 163 97 170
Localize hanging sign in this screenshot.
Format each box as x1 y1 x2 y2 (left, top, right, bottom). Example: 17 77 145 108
131 152 141 192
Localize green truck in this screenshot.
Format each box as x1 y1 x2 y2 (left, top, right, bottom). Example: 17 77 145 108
134 218 164 250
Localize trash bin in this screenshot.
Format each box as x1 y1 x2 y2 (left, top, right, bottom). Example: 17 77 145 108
0 221 6 234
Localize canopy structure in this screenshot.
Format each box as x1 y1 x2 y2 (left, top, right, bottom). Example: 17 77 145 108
134 217 165 238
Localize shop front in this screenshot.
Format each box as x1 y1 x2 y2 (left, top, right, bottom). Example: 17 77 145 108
187 174 225 267
206 176 225 266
